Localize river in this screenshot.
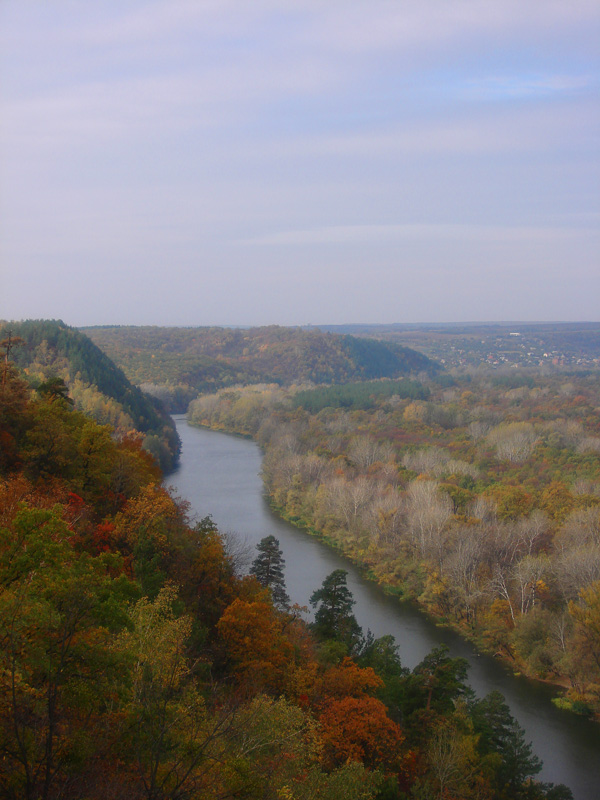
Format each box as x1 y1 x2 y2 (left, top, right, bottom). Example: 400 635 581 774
168 416 600 799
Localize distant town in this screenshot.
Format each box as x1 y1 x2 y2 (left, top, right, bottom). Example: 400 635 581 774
320 322 600 371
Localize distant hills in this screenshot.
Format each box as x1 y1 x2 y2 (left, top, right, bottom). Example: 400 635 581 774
0 320 180 472
318 322 600 371
84 325 438 411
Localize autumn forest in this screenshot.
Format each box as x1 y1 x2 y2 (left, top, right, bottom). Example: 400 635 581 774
1 319 599 799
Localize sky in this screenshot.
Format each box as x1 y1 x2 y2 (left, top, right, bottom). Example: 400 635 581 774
1 0 598 327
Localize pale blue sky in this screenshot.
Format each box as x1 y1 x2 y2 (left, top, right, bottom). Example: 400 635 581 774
1 1 598 326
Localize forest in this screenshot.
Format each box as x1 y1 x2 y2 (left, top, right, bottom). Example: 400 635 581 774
188 371 600 721
0 344 573 798
83 325 436 411
0 320 180 473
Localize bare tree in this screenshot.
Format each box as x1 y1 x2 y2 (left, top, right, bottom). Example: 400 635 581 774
444 527 488 624
511 554 548 615
487 422 539 463
432 459 480 480
467 419 491 441
555 506 600 550
222 530 254 576
405 480 453 566
327 476 378 542
490 516 546 567
468 496 497 524
403 447 449 475
577 436 600 454
348 436 395 470
361 490 404 548
514 510 549 556
553 543 600 602
491 564 516 624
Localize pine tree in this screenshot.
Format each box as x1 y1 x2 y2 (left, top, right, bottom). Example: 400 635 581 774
250 535 290 609
468 690 570 799
310 569 363 653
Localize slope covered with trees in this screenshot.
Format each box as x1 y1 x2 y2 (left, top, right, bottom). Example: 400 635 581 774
188 373 600 719
0 320 179 472
0 354 571 798
84 325 437 411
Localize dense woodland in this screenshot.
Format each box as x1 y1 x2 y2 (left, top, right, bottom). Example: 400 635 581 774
84 325 436 411
0 321 180 473
0 345 573 798
188 372 600 720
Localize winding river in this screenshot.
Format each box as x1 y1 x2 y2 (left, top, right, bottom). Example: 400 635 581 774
168 416 600 800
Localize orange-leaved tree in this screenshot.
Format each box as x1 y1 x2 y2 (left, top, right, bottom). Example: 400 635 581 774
216 596 296 693
318 694 404 770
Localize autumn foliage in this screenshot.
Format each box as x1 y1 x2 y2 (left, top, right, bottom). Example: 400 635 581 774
0 355 574 799
189 373 600 719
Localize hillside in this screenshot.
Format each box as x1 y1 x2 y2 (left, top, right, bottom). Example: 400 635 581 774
0 320 180 472
84 325 438 411
0 357 572 800
319 322 600 371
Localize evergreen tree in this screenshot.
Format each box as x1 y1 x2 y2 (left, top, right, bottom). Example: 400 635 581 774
468 690 572 799
0 355 31 475
250 535 290 609
37 376 74 405
310 569 363 653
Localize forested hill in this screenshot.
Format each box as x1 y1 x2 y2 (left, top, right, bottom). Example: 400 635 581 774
0 351 573 799
0 320 179 472
84 325 437 411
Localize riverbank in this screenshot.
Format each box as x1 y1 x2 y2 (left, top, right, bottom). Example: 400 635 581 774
171 416 600 798
266 492 590 715
187 408 598 723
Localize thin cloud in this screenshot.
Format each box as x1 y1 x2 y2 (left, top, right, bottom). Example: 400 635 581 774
303 0 600 56
463 74 596 100
244 223 592 247
260 97 597 161
1 0 598 325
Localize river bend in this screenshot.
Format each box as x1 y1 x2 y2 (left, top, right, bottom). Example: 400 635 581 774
168 417 600 800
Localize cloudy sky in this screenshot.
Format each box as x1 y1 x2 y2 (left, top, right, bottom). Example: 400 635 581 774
1 1 598 326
